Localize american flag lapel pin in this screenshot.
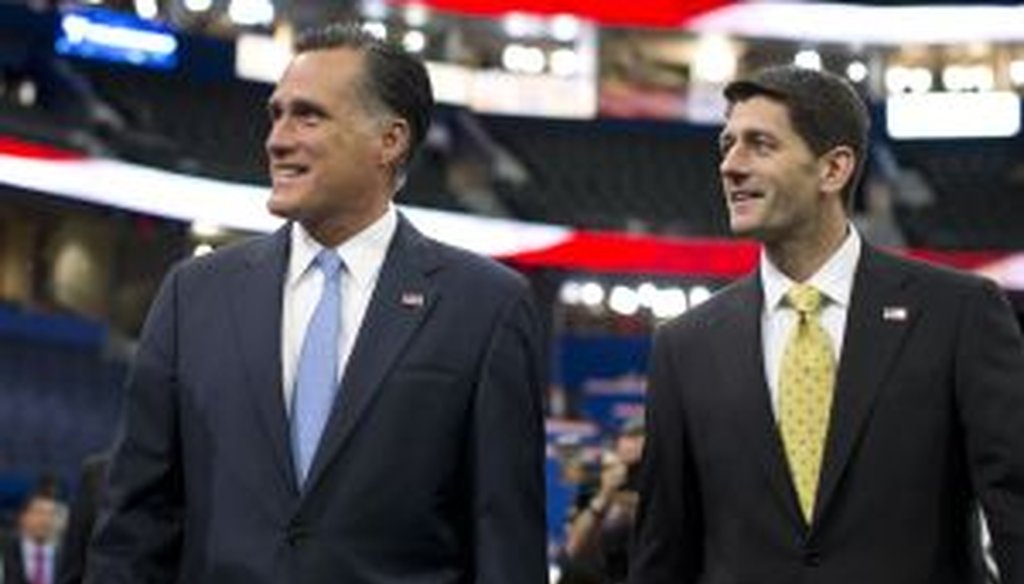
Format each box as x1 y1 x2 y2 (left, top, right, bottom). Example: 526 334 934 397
882 306 908 322
401 291 425 309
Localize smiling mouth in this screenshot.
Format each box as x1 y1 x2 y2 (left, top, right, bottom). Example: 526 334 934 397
271 164 309 181
728 190 764 204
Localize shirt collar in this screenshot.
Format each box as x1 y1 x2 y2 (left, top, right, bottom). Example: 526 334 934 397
287 204 398 290
760 224 862 312
21 538 54 554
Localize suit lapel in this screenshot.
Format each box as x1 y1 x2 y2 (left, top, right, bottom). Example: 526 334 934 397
230 226 297 496
713 276 805 527
812 246 916 526
302 216 441 493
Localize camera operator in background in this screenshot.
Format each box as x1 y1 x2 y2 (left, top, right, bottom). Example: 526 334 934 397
559 417 645 584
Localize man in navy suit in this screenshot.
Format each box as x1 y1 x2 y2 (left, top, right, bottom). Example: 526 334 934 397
629 65 1024 583
3 489 61 584
86 22 548 584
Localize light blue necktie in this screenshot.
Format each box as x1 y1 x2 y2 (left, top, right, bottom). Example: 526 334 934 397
291 249 343 484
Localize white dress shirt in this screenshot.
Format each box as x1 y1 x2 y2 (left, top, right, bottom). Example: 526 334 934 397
281 206 397 414
20 539 55 584
760 226 862 417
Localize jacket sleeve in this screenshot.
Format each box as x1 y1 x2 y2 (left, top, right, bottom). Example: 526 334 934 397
629 326 704 584
470 283 550 584
85 267 185 584
957 278 1024 583
954 276 1024 577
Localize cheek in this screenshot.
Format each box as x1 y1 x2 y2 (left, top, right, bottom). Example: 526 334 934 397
768 168 814 208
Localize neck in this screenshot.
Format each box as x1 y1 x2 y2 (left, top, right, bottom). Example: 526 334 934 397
303 201 389 249
765 210 848 283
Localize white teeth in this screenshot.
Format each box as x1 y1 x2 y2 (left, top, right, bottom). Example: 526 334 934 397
275 167 305 178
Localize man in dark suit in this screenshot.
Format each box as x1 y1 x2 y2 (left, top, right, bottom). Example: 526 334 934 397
629 65 1024 583
85 22 548 584
3 489 61 584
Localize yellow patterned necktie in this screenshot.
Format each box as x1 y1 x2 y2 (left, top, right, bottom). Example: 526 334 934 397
778 284 835 523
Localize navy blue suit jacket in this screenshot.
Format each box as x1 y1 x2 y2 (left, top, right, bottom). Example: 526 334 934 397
86 215 549 584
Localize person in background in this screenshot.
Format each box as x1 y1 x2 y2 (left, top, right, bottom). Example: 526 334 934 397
2 488 62 584
560 417 645 584
85 21 548 584
630 65 1024 583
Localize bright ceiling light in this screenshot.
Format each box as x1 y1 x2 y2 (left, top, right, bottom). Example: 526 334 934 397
559 281 582 305
405 3 429 27
794 49 822 71
503 12 534 38
184 0 214 12
228 0 275 27
134 0 158 20
609 285 640 316
846 60 868 83
693 34 736 84
360 0 388 20
361 21 387 40
689 286 712 307
886 66 932 94
403 30 426 53
551 14 580 42
502 44 546 74
191 220 222 238
580 282 605 307
1010 60 1024 86
549 48 579 77
652 288 687 319
636 282 657 307
942 64 994 92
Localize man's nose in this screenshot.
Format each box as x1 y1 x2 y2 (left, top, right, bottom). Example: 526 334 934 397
719 146 747 181
265 119 295 158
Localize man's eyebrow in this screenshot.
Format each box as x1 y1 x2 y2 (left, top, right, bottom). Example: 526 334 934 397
265 97 329 117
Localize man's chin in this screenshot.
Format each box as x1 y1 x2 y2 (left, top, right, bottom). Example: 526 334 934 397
729 219 760 239
266 194 299 219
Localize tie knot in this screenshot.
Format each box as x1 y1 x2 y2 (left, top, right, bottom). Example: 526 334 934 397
314 249 343 280
786 283 824 315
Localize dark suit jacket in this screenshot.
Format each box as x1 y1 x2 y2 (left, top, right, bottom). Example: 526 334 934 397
2 534 29 584
630 245 1024 584
58 454 110 584
85 216 549 584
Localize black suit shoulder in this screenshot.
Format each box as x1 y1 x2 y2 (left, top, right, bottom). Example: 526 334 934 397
172 230 278 280
423 236 530 296
869 247 994 288
863 247 1010 317
654 275 756 343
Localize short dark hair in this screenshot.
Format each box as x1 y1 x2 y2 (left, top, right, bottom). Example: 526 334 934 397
19 486 58 514
723 65 870 208
294 22 434 173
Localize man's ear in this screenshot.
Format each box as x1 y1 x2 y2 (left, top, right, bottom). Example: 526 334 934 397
819 145 856 197
379 117 411 170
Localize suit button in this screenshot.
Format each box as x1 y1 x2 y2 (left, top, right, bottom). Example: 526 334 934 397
286 525 309 547
803 550 822 567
